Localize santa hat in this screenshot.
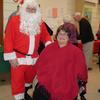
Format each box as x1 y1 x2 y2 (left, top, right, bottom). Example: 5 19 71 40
13 0 23 4
13 0 39 5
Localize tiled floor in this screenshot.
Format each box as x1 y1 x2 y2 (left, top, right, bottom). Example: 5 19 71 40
0 55 100 100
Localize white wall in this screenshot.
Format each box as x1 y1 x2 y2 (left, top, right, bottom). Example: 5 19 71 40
3 0 75 33
39 0 75 33
3 0 18 30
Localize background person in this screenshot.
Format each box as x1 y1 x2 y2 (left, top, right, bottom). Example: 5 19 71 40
73 12 94 70
63 15 78 46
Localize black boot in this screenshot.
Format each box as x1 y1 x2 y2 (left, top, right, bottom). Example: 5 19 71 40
32 84 51 100
74 96 77 100
25 85 32 100
25 92 32 100
25 85 32 92
98 89 100 93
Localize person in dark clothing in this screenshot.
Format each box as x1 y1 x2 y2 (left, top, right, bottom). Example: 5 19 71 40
79 17 94 44
38 22 53 54
74 12 94 70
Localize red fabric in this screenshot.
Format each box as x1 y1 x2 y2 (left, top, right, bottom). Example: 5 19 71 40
77 42 83 50
78 40 100 54
93 40 100 54
36 41 88 100
96 33 100 39
13 0 23 4
11 65 36 95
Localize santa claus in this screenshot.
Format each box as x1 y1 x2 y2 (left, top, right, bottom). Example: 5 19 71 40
4 0 52 100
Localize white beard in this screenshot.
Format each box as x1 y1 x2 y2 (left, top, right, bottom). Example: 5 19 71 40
19 7 42 36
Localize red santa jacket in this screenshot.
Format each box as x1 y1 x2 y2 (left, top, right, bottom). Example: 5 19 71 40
36 41 88 100
4 15 52 65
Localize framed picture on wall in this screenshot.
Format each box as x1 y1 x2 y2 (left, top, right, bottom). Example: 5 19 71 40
52 8 58 18
85 0 98 4
83 7 92 23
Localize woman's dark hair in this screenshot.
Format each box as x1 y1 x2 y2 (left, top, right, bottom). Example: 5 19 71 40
55 24 69 39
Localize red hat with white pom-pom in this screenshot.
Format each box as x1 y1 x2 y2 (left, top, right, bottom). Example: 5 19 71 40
13 0 24 4
13 0 39 5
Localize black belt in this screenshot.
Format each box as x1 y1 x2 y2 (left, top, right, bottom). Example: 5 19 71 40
13 49 31 56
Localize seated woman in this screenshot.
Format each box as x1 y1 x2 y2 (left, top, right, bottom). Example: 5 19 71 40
33 24 88 100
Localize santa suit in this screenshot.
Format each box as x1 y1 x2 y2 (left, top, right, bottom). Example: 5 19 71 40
4 15 52 99
36 41 88 100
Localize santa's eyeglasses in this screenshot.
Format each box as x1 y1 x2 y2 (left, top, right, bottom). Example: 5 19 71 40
26 7 37 13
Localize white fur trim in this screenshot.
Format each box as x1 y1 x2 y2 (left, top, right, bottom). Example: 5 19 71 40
28 35 35 55
25 83 32 87
14 93 24 100
4 52 16 61
45 41 52 47
18 56 38 65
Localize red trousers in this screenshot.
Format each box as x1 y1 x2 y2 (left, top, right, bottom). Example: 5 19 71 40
11 65 36 95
